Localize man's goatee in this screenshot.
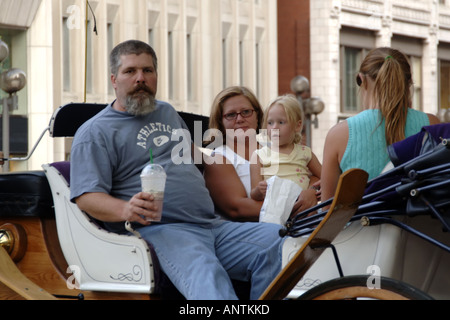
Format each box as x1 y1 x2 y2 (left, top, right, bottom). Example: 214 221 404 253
125 93 156 116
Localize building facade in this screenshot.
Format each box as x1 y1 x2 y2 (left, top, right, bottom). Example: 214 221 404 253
308 0 450 159
277 0 450 160
2 0 450 171
0 0 278 171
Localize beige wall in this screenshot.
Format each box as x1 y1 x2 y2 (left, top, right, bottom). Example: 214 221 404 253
20 0 278 170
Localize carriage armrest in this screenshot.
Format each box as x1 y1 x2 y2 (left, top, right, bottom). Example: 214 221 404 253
43 162 156 293
50 161 71 185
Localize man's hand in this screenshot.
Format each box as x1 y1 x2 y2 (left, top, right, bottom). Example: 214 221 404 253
76 192 160 226
125 192 160 225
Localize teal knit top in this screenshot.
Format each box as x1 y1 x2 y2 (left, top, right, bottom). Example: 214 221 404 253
340 109 429 180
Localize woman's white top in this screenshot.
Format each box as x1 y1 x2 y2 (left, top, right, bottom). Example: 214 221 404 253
212 145 251 197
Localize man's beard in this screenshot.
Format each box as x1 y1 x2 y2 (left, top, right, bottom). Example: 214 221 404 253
125 85 156 116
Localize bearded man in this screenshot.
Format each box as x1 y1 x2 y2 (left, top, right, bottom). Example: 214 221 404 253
69 40 284 300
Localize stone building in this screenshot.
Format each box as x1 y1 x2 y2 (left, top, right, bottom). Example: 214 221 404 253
278 0 450 159
1 0 449 169
0 0 277 170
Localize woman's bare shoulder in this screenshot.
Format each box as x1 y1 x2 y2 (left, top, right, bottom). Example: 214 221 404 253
326 120 349 141
427 113 440 125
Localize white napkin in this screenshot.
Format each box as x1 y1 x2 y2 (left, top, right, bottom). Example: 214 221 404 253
259 176 302 225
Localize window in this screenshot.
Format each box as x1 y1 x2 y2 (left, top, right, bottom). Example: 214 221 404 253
239 40 244 85
107 4 119 96
409 55 422 111
148 28 154 47
339 28 375 115
107 23 114 95
86 20 93 94
63 17 71 92
222 38 227 88
186 34 193 101
340 45 422 114
341 46 364 114
391 36 423 111
168 31 174 100
222 22 232 89
239 25 248 86
255 42 261 97
148 10 159 52
439 60 450 111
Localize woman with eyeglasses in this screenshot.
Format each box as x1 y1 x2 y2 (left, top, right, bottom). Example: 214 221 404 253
203 86 318 220
321 47 440 203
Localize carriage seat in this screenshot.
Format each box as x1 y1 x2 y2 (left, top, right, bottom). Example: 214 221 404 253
43 161 250 298
42 161 157 294
0 170 54 219
38 103 217 298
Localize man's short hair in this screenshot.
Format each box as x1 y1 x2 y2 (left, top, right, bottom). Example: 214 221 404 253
110 40 158 76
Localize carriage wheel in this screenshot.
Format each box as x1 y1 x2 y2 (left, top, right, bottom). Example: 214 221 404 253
297 275 433 300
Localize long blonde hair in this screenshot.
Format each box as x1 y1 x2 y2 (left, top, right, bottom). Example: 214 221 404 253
359 47 412 145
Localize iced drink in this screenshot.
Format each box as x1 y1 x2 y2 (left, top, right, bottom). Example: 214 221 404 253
140 163 166 221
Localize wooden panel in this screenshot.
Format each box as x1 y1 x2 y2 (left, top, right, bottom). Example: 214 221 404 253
0 217 154 300
259 169 368 300
0 246 56 299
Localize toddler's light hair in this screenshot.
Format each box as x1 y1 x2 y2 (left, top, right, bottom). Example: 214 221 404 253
263 94 304 144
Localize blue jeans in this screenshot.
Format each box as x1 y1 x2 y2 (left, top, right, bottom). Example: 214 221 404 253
138 221 284 299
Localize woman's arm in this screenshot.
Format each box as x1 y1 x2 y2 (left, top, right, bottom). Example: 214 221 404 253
321 121 349 203
249 151 266 201
427 113 440 125
203 155 262 221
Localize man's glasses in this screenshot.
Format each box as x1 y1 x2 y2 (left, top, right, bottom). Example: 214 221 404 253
223 109 255 121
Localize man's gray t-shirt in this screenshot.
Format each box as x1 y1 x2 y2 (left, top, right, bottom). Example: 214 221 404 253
70 101 219 233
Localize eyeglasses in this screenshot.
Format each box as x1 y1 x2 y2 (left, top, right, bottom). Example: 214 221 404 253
356 74 369 87
223 109 255 121
356 74 362 87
